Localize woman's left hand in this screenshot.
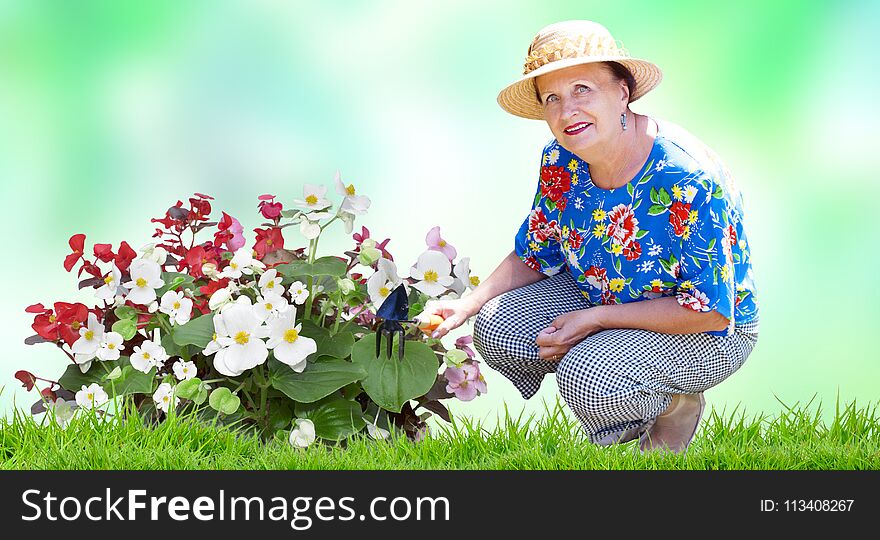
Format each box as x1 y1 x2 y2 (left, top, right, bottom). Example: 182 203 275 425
535 308 604 361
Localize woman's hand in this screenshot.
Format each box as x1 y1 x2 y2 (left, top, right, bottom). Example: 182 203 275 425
535 308 604 361
415 297 482 339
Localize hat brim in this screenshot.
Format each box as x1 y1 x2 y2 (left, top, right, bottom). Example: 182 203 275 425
497 57 663 120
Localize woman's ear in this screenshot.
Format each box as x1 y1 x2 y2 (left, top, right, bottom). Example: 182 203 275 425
619 80 631 106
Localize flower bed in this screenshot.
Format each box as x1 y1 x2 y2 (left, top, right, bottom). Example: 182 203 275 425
18 172 486 446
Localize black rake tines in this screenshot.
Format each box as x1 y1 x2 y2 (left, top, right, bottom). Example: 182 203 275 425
374 284 418 360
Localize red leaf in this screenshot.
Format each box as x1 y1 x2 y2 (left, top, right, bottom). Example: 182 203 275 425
41 387 57 402
15 370 36 391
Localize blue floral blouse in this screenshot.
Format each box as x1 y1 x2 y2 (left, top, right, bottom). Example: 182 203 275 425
514 118 758 336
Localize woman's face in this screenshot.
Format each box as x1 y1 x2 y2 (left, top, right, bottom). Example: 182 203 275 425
535 63 629 157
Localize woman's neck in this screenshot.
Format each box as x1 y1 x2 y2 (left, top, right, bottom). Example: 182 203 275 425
577 114 657 190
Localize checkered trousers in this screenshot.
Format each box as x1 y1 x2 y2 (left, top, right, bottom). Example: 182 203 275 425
472 271 759 445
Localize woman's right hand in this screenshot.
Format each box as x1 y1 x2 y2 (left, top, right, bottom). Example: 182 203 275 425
415 297 482 339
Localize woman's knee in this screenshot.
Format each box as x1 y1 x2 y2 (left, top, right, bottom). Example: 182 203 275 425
556 354 623 417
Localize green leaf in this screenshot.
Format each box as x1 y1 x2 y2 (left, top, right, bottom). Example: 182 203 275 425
114 305 137 321
707 238 716 250
104 366 123 381
172 314 215 348
266 401 294 433
350 333 438 413
175 378 202 400
637 173 653 185
208 387 241 415
295 399 366 441
613 257 622 273
111 318 137 340
626 182 634 197
269 356 366 403
647 204 667 216
156 272 196 297
633 198 642 210
276 256 347 280
658 188 672 206
161 329 184 359
111 357 155 396
545 199 557 212
298 320 354 360
649 187 659 204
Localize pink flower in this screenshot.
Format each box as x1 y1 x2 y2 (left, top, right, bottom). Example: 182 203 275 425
426 226 457 261
444 362 487 402
454 335 475 359
258 194 283 220
228 216 245 251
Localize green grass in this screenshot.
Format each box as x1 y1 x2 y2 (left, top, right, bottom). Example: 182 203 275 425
1 395 878 470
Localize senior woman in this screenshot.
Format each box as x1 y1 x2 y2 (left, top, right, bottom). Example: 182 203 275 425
418 20 759 453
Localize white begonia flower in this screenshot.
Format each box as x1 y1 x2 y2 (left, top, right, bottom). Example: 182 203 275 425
202 312 226 356
289 418 316 448
50 398 75 428
253 292 290 322
334 170 371 216
76 383 109 409
450 257 480 295
152 382 179 413
258 269 286 297
213 301 270 377
202 262 221 280
410 250 454 297
208 287 234 311
130 337 170 374
71 312 104 369
293 183 332 211
159 290 193 326
96 331 125 361
172 359 197 381
95 265 123 301
123 258 165 305
221 247 265 279
367 422 391 441
299 218 321 240
266 308 316 373
139 243 169 265
288 281 309 305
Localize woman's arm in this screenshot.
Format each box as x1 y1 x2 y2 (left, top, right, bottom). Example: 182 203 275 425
425 250 546 339
535 297 730 360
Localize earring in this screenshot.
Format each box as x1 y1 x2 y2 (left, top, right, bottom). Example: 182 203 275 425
620 112 628 130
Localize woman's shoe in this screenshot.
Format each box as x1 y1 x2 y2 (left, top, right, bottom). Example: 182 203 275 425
639 392 705 454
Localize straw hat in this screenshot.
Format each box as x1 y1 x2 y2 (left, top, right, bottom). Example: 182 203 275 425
497 20 663 120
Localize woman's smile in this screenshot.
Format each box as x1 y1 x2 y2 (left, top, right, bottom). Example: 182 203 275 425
563 122 592 135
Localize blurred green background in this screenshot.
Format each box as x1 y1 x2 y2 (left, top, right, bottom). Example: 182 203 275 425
2 0 878 429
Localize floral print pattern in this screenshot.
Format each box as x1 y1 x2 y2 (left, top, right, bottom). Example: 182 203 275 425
514 118 758 336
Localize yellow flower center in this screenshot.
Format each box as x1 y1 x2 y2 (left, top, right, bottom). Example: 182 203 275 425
346 184 356 196
108 343 116 350
439 240 446 247
265 303 273 311
136 278 147 288
84 330 94 341
470 276 481 286
379 286 390 297
306 194 318 205
87 392 94 400
211 333 218 342
49 314 57 323
71 321 81 330
163 396 170 403
234 331 250 345
424 270 438 283
173 301 181 309
266 239 273 246
104 276 114 285
267 280 275 288
142 352 151 360
230 262 239 269
284 329 299 343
